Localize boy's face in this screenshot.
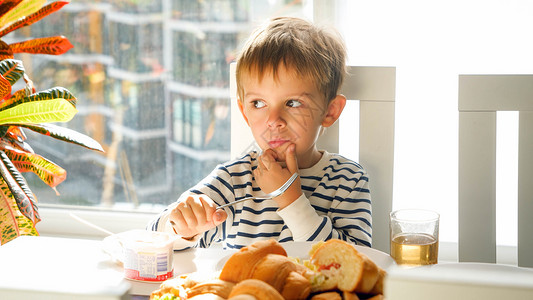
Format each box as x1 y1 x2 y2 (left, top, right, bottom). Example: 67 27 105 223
238 64 342 168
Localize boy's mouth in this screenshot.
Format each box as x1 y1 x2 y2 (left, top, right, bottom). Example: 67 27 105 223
268 139 289 149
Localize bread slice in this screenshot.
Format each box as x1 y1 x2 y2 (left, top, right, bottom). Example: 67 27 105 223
310 239 381 294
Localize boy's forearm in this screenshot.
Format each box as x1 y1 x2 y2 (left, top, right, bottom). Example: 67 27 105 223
277 194 328 240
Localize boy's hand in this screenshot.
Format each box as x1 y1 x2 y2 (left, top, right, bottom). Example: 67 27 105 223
255 143 302 209
169 194 227 239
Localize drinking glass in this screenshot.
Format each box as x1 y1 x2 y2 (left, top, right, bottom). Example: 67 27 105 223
390 209 440 266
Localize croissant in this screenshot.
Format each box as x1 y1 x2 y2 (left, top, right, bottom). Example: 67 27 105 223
228 279 284 300
221 241 311 299
309 291 342 300
187 279 235 299
189 294 226 300
219 239 287 283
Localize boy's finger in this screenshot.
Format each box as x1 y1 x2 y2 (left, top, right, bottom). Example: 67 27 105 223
260 151 276 170
285 143 299 174
263 148 279 160
190 196 208 225
178 203 198 228
212 209 227 226
169 209 189 235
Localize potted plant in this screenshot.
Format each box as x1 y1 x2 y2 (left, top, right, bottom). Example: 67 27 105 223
0 0 103 244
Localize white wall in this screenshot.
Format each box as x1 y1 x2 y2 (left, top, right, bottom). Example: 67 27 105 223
336 0 533 245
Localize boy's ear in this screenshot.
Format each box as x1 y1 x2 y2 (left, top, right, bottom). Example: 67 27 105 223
237 98 250 126
322 94 347 127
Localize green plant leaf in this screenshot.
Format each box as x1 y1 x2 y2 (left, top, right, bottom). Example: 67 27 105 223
0 173 38 245
0 98 78 125
9 35 73 55
0 0 45 30
0 1 69 37
0 150 38 224
1 87 76 113
0 58 24 86
3 146 66 188
1 86 77 111
19 123 104 152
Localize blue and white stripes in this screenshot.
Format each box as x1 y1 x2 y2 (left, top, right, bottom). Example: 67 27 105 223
149 151 372 249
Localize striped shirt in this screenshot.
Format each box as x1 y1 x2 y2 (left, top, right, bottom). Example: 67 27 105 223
148 151 372 250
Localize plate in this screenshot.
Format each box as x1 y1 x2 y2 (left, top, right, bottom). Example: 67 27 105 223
215 241 394 271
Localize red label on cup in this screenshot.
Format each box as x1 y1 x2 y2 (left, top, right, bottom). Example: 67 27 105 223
124 268 173 282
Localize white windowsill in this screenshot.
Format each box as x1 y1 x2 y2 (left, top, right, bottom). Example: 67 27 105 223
36 206 158 240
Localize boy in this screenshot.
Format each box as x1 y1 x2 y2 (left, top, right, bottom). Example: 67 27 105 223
149 17 371 250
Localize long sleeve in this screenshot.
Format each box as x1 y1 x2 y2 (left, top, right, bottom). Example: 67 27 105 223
278 155 372 247
277 194 327 240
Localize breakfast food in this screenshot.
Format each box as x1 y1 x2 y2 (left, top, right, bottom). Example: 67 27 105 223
228 279 284 300
150 239 386 300
219 239 287 283
310 239 383 294
187 279 235 299
310 291 342 300
219 241 311 299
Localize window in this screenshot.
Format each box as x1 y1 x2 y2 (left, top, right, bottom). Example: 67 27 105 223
337 0 532 263
8 0 310 238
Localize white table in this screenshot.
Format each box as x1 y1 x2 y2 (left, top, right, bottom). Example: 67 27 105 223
0 236 233 298
0 236 130 299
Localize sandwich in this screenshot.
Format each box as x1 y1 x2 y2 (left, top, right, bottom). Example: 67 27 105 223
309 239 384 295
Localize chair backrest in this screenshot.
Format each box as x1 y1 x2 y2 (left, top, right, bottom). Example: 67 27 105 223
229 63 396 253
458 74 533 267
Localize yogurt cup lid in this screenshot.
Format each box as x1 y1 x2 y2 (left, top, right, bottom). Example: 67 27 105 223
102 229 177 263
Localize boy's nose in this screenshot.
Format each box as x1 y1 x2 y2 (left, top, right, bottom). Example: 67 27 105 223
267 109 287 128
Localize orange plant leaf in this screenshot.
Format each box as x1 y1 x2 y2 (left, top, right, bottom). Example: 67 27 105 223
4 146 66 188
6 125 26 142
9 36 73 55
0 40 13 60
0 88 26 109
0 74 10 100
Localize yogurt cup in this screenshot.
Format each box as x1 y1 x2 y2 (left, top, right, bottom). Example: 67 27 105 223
110 229 176 282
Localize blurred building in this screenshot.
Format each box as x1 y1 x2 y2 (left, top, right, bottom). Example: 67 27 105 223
11 0 250 209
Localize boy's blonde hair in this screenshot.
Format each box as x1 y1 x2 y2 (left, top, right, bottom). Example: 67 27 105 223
236 17 347 104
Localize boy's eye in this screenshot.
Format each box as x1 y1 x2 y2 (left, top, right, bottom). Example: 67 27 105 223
252 100 266 108
286 99 302 108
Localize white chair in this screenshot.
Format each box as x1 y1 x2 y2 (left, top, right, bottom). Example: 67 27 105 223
229 64 396 253
458 74 533 267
